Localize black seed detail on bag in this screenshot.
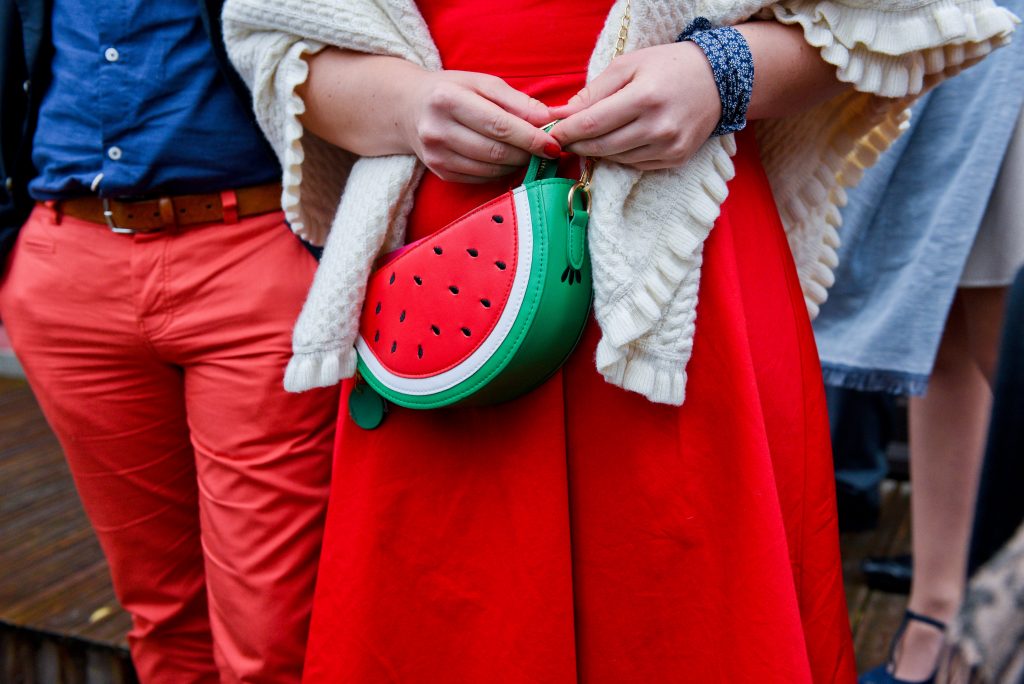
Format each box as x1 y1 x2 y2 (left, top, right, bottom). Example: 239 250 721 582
417 345 423 359
389 273 396 284
399 310 406 323
431 325 441 335
495 261 506 270
492 215 503 223
449 285 459 295
414 275 423 285
390 341 397 353
375 301 382 314
467 248 478 257
461 327 471 337
433 246 443 255
374 330 380 342
561 266 570 283
480 298 491 308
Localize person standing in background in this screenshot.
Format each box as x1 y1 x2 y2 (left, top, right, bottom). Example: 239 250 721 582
813 5 1024 679
941 266 1024 684
0 1 338 681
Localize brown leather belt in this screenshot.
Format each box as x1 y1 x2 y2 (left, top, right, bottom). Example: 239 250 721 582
51 182 282 234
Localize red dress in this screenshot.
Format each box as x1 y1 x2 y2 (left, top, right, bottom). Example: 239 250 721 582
303 2 857 682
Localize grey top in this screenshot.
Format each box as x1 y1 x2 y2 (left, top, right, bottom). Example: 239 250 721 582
813 10 1024 396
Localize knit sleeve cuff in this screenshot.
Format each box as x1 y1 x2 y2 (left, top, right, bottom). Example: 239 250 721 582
588 136 736 406
282 155 424 393
284 347 357 392
267 40 355 247
596 339 694 406
770 0 1019 97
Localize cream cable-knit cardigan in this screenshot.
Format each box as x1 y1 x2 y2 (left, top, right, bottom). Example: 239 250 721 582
222 0 1017 405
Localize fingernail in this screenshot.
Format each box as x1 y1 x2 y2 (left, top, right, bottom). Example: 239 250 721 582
543 142 562 158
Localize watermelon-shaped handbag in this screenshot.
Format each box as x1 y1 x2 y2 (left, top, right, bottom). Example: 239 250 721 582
349 152 594 428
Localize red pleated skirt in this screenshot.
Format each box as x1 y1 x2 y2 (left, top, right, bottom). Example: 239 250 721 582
303 2 856 682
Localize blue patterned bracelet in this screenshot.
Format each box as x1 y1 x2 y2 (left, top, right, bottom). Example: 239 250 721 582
677 17 754 137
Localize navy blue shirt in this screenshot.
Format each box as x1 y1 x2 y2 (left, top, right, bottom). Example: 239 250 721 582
29 0 280 200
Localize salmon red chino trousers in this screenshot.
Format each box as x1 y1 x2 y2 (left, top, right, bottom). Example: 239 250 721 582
0 205 338 683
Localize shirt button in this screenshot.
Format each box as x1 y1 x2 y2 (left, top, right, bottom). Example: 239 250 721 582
107 146 123 161
4 177 13 191
104 47 120 62
22 79 30 92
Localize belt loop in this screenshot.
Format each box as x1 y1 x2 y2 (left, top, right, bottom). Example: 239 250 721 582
44 200 63 225
159 197 176 229
220 190 239 225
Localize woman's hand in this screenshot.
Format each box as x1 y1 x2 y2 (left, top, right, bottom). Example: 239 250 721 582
549 22 848 172
549 42 720 171
400 70 560 183
300 50 561 183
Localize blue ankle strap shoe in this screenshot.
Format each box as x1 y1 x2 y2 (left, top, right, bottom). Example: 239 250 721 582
858 610 947 684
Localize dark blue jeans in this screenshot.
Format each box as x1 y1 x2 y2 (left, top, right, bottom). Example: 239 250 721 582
827 386 897 532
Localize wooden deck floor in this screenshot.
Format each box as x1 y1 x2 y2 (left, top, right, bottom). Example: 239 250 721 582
0 375 911 681
0 377 136 683
844 481 913 672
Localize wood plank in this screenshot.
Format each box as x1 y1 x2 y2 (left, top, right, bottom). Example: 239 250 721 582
56 640 90 684
87 648 138 684
2 561 121 638
840 479 913 673
0 628 137 684
0 379 131 658
842 482 909 625
851 492 913 672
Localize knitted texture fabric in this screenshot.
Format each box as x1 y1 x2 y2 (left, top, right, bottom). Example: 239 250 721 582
222 0 1018 405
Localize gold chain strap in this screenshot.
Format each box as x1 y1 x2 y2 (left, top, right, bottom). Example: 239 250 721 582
570 0 630 216
614 0 632 59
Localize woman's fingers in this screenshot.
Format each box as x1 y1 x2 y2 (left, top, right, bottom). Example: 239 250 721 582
475 75 554 127
441 77 560 159
424 150 519 183
556 97 645 156
451 97 560 160
549 60 635 120
603 144 659 165
444 124 533 167
548 76 643 150
410 71 565 181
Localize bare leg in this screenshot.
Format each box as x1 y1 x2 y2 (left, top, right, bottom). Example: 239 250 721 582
893 287 1007 680
960 287 1009 384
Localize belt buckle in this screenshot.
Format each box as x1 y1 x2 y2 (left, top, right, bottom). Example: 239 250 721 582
102 198 136 234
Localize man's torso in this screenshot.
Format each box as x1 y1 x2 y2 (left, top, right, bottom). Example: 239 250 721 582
28 0 279 201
